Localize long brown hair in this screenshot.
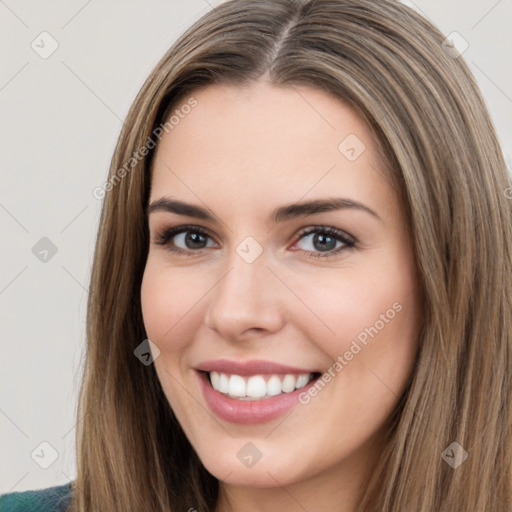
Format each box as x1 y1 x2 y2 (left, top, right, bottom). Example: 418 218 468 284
70 0 512 510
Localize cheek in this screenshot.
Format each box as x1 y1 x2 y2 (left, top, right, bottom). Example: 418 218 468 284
140 261 208 351
289 266 420 443
290 253 421 413
140 262 207 420
292 266 418 358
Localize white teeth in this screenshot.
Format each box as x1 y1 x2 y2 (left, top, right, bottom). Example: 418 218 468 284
246 375 267 398
266 375 282 396
210 371 220 389
281 374 296 393
228 374 246 397
295 374 310 389
217 372 229 394
208 371 314 400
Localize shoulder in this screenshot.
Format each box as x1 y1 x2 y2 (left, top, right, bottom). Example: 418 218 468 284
0 482 73 512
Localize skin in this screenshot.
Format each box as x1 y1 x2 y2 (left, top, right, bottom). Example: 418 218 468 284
140 80 423 512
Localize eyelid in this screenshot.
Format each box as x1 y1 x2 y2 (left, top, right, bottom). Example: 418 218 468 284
294 225 356 245
153 224 216 247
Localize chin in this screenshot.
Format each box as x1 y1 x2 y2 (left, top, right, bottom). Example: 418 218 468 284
195 440 310 489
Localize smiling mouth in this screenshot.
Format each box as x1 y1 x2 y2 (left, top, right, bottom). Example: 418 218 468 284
202 370 322 401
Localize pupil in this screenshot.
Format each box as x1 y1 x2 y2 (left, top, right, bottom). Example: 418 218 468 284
186 232 206 249
314 234 336 251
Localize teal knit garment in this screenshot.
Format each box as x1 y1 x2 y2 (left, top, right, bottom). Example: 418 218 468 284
0 482 73 512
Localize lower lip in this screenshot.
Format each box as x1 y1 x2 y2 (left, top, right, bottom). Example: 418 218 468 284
197 371 318 425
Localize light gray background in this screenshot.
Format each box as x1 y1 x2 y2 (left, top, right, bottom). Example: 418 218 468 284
1 0 511 494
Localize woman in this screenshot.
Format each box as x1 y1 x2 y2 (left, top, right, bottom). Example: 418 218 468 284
2 0 510 510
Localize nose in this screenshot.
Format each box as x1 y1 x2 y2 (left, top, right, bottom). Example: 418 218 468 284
203 247 285 342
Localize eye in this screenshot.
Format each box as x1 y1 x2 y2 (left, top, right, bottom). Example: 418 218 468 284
292 226 356 258
153 225 217 254
153 224 356 258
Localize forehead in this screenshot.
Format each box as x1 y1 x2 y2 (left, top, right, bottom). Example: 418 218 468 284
149 81 392 214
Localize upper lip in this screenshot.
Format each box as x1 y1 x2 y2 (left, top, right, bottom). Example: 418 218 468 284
195 359 320 376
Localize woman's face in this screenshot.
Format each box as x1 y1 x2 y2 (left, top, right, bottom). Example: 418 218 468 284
141 81 422 503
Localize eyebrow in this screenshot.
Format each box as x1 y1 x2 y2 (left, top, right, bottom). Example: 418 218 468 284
146 196 382 223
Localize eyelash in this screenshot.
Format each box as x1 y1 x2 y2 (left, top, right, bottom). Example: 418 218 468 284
153 224 356 259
